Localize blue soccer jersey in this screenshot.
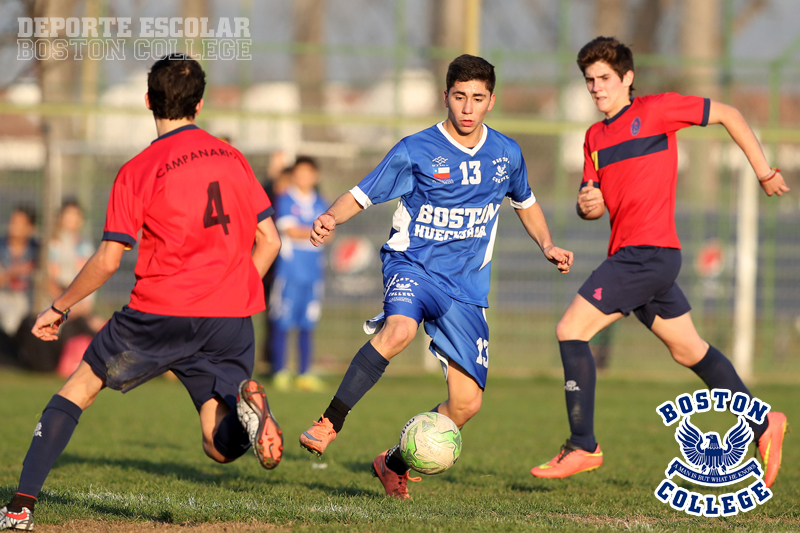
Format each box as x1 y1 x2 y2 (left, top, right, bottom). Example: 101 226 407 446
351 122 535 307
274 186 328 283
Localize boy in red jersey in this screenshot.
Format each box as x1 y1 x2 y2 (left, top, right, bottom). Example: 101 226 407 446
530 37 789 486
0 54 282 532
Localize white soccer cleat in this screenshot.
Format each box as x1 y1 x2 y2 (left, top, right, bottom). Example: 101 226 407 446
0 505 34 531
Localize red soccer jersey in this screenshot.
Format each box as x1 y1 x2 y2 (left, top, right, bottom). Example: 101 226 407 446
103 125 273 317
582 93 710 256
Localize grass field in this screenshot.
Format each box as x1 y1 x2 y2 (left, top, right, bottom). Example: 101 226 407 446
0 370 797 532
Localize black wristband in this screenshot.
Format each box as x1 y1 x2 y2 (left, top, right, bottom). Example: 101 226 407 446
51 304 70 323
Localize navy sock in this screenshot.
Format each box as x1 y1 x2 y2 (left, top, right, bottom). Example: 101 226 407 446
18 395 82 498
690 345 769 440
298 329 313 375
560 340 597 452
270 324 288 373
385 444 409 475
322 397 351 434
213 407 251 460
324 342 389 433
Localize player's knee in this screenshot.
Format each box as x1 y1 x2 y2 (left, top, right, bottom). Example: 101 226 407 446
555 317 578 342
378 323 415 351
449 394 482 427
203 438 235 464
670 345 705 367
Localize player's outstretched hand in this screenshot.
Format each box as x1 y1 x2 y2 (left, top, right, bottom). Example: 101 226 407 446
310 212 336 247
543 245 574 274
31 307 64 341
577 180 604 217
760 170 790 197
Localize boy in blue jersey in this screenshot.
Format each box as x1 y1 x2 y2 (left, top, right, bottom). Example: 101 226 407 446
299 55 574 499
270 156 329 391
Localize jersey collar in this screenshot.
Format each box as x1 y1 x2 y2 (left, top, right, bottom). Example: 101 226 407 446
151 124 199 144
436 122 488 156
603 98 635 125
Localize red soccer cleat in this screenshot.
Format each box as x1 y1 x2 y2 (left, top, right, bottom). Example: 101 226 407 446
371 450 421 499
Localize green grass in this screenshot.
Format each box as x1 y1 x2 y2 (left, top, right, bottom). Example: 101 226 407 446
1 371 798 531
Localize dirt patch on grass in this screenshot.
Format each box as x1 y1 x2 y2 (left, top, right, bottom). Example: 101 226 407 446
37 521 287 533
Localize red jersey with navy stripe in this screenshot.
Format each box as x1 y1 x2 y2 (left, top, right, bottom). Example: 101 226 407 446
103 125 274 317
582 93 710 256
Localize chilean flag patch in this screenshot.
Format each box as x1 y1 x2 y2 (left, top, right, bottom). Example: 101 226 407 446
433 167 450 180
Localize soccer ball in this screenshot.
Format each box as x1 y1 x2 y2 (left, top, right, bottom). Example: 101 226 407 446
398 412 462 475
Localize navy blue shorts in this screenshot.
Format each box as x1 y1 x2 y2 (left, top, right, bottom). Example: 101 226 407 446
382 268 489 389
577 246 691 328
83 306 254 411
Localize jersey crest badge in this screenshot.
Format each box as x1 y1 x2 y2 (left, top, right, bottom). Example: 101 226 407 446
431 156 452 181
631 117 642 136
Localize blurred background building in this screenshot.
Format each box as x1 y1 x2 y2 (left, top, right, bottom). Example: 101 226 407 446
0 0 798 381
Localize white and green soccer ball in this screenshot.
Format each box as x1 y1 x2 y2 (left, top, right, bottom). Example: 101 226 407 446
398 412 462 475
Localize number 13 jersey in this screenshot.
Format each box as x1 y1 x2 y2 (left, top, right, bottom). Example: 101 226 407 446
351 122 535 307
103 125 274 317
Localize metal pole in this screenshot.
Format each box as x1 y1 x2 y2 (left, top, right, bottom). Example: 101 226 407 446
732 166 757 382
464 0 481 55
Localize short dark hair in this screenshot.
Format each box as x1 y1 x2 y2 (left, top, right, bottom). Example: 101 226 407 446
446 54 496 94
61 198 82 212
147 53 206 120
577 36 635 94
12 204 36 226
293 155 318 171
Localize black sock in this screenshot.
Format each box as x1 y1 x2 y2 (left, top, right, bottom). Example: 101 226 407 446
324 342 389 433
560 340 597 452
213 408 251 460
385 444 409 475
7 493 36 513
690 345 769 440
322 397 351 434
17 395 82 498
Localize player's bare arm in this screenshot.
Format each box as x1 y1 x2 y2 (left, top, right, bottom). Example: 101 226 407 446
707 101 790 197
576 179 606 220
310 191 364 246
515 202 574 273
252 216 281 278
32 240 126 341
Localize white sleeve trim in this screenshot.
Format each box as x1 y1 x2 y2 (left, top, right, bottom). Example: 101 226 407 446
349 186 373 209
509 192 536 210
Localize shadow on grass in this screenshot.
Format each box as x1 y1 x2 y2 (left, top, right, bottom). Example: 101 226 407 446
55 453 280 487
300 481 376 498
507 482 557 493
339 459 375 475
41 491 178 523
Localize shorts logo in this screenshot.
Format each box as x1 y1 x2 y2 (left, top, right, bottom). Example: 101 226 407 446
631 117 642 136
385 274 419 304
33 422 42 438
654 389 773 516
593 288 603 301
564 380 580 392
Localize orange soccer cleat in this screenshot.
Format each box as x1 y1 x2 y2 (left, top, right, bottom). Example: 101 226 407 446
299 416 337 456
237 379 283 469
758 412 788 488
531 439 603 478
